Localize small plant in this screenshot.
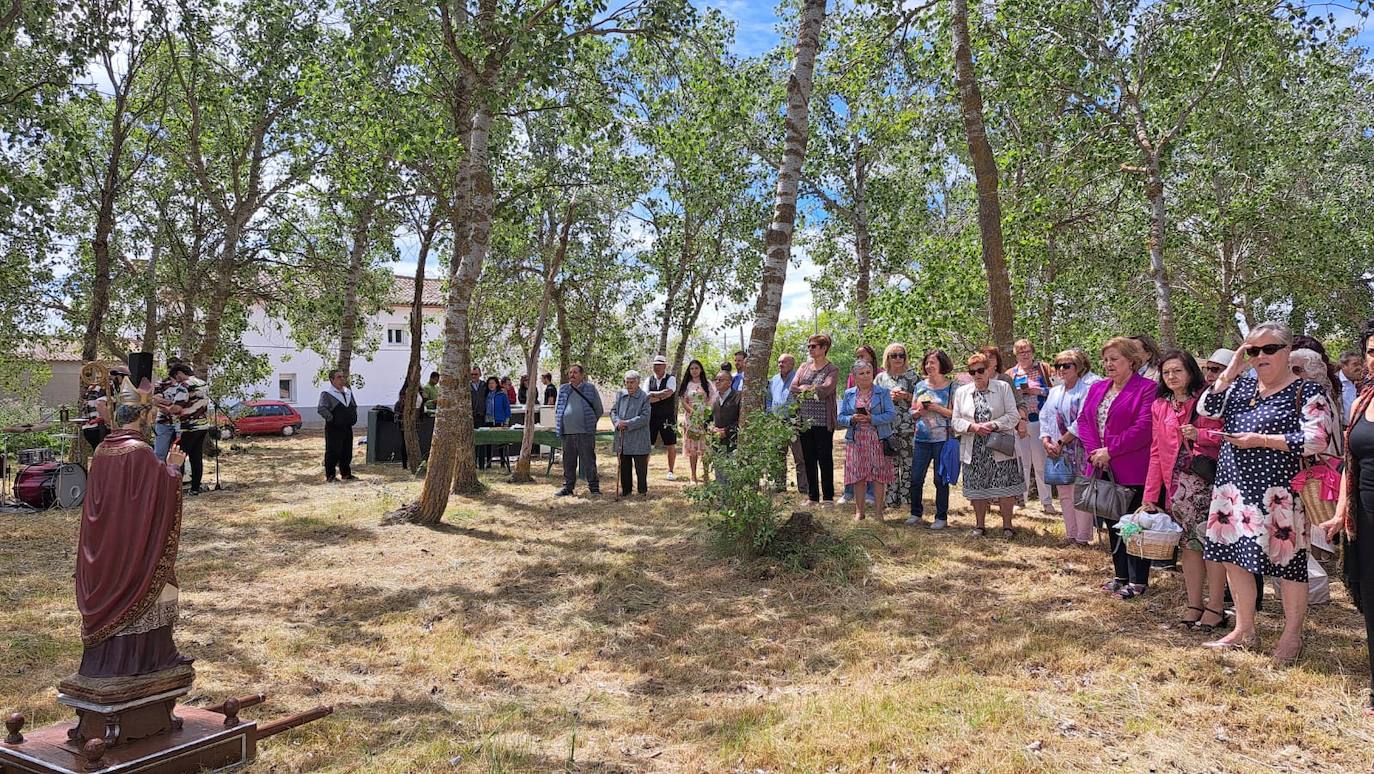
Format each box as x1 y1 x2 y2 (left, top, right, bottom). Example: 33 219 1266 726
690 407 795 552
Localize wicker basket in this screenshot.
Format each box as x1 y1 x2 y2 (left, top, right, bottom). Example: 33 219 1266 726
1299 478 1337 527
1126 529 1180 560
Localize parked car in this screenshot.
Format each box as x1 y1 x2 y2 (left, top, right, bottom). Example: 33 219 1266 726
215 400 303 438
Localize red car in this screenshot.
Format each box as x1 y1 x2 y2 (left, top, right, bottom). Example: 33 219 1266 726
216 400 303 438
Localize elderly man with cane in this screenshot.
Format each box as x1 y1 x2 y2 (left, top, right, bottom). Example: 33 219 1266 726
611 370 652 499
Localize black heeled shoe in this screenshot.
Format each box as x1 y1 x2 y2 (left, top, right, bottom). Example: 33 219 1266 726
1192 607 1225 633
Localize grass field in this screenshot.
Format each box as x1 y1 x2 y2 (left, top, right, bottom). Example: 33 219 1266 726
3 432 1373 772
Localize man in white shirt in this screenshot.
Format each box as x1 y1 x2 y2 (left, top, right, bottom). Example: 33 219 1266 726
646 355 678 480
1340 350 1366 424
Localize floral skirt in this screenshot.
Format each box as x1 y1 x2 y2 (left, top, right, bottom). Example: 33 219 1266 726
844 426 895 486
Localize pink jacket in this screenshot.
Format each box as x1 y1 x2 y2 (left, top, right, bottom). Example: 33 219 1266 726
1143 395 1223 506
1077 373 1156 486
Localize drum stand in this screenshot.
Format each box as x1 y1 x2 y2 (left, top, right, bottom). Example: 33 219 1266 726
0 433 35 511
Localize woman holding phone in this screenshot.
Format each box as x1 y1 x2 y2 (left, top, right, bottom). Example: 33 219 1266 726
1200 321 1333 663
838 360 896 522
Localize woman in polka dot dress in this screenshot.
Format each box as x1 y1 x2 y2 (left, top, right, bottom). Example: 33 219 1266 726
1199 322 1333 664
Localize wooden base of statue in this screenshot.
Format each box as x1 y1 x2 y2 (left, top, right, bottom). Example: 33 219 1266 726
1 665 332 774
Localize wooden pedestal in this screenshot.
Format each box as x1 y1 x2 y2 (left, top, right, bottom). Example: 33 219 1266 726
0 707 254 773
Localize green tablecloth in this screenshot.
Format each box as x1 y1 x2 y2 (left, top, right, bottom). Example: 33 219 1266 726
472 428 615 475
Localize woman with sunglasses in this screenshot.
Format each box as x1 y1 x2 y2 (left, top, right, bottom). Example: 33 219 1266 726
791 334 840 505
1076 336 1157 599
1142 351 1225 628
1321 321 1374 710
1202 322 1333 663
950 352 1023 537
875 343 918 510
1039 349 1093 545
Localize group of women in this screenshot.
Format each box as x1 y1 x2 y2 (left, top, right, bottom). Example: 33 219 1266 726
673 321 1374 703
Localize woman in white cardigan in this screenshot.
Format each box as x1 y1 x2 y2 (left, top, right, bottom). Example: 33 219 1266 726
951 352 1025 537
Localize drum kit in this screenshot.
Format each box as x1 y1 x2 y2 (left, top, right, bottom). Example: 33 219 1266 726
0 420 88 512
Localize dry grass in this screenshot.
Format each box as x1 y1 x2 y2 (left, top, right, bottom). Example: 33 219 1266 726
3 432 1373 772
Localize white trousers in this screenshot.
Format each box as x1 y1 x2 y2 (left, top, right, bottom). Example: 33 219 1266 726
1017 420 1050 505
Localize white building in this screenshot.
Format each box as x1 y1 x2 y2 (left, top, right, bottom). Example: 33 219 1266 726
239 275 444 427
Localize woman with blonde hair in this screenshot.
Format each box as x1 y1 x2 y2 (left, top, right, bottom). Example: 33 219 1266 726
1076 336 1157 599
875 343 918 510
1040 349 1093 545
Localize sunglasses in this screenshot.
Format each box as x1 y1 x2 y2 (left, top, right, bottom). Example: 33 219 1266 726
1244 343 1287 357
967 367 987 376
1202 365 1224 373
1052 362 1074 370
890 353 907 359
807 343 821 350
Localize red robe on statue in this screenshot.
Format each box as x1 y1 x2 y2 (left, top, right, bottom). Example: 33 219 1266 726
76 428 189 678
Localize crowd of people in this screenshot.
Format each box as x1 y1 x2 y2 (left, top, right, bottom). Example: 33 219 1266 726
544 322 1374 704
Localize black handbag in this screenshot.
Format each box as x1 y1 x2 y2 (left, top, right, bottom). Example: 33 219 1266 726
1073 468 1135 520
1184 404 1217 483
881 436 897 456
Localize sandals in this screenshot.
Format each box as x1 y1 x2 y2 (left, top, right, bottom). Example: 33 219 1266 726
1193 607 1225 632
1002 528 1015 539
970 527 986 537
1179 606 1205 627
1100 579 1127 594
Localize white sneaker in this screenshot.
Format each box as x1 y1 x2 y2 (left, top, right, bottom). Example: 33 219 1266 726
666 471 677 481
838 494 853 505
928 519 948 530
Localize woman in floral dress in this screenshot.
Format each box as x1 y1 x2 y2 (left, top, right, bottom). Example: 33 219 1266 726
1200 322 1332 664
680 359 717 483
875 343 917 510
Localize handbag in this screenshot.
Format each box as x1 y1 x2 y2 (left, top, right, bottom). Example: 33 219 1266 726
987 430 1016 456
1044 452 1077 486
1294 454 1341 526
1184 403 1217 484
1074 467 1135 520
881 436 897 456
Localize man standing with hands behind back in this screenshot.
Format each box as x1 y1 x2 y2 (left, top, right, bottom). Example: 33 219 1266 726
318 369 358 482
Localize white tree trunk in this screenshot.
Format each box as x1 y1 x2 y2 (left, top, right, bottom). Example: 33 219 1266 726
742 0 826 415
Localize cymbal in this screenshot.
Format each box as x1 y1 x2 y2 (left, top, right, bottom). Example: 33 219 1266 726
1 423 52 433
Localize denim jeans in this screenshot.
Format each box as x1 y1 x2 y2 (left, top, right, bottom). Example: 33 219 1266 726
153 423 176 461
910 440 949 520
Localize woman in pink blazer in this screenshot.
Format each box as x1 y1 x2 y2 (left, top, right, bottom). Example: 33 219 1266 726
1144 351 1225 629
1077 337 1157 599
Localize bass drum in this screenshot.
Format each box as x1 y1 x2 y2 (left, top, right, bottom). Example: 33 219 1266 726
14 462 87 509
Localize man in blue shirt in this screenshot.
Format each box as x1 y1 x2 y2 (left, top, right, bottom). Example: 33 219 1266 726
764 353 808 494
1340 351 1366 425
731 350 747 392
554 364 603 497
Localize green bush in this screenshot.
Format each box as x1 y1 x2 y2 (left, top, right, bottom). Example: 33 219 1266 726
690 404 873 581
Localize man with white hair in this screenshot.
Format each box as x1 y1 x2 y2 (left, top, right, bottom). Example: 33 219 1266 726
611 370 653 497
646 354 679 480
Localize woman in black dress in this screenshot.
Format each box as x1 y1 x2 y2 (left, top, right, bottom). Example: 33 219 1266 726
1322 321 1374 710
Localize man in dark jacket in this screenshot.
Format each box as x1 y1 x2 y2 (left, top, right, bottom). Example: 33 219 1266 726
711 370 741 484
471 366 489 465
317 369 358 482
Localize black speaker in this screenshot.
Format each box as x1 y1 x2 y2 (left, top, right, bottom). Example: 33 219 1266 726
127 352 154 387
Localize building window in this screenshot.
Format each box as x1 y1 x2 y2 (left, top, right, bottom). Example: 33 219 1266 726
278 374 296 403
386 326 409 347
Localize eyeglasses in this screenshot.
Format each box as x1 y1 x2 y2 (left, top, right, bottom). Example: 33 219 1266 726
807 344 821 350
967 367 986 375
1052 362 1074 370
1202 365 1224 373
890 353 907 359
1243 343 1287 357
